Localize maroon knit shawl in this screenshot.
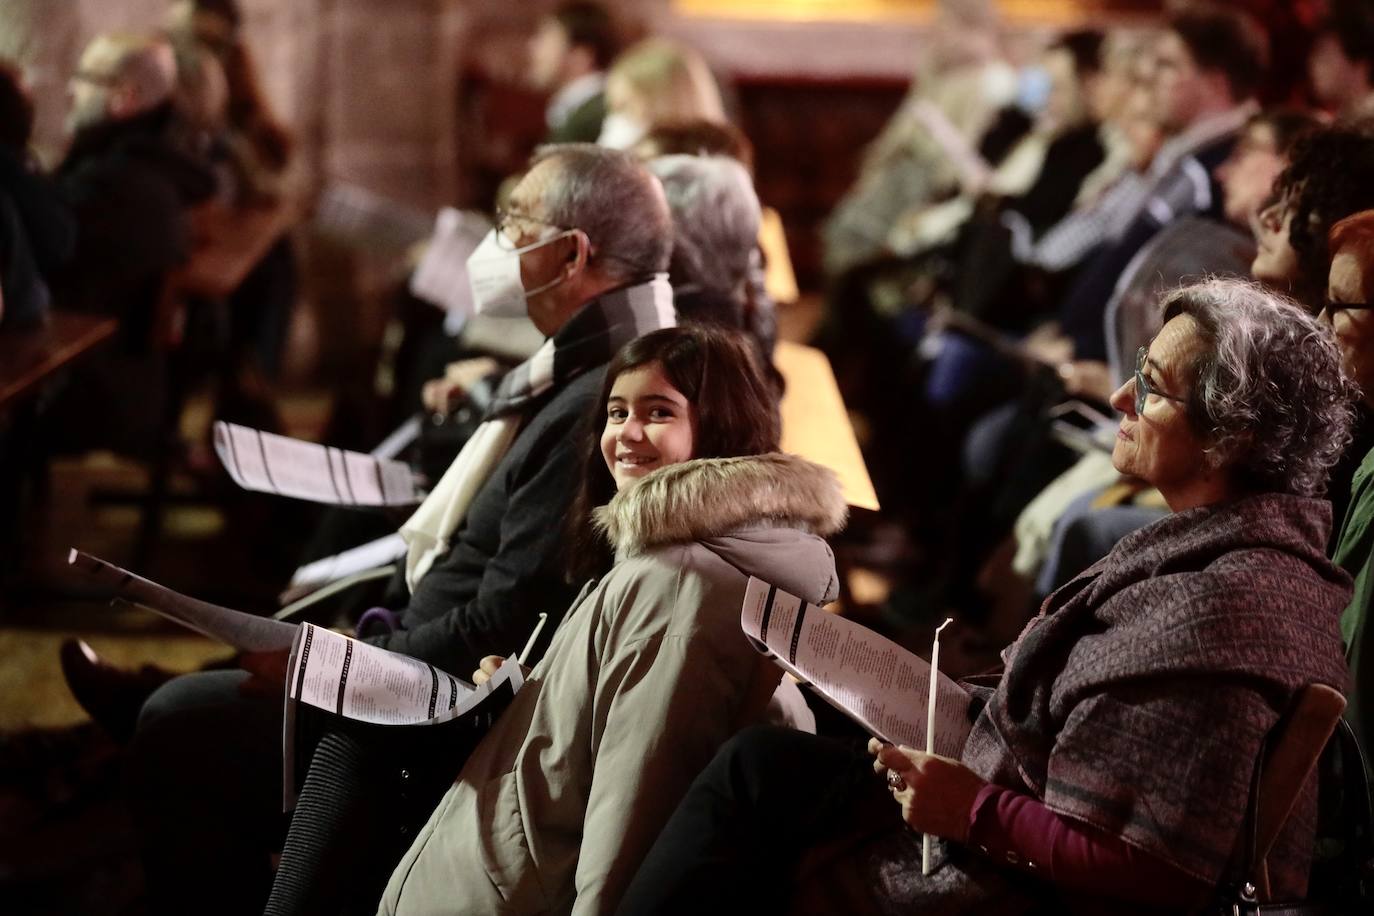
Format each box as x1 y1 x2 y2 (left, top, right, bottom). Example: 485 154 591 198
962 493 1350 897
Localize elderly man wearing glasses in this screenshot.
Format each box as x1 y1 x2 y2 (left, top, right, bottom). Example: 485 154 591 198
619 277 1354 916
117 143 676 916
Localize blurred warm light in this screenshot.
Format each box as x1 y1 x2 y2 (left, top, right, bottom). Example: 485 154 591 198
675 0 935 21
674 0 1121 23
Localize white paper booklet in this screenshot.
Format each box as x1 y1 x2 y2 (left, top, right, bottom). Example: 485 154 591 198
740 577 974 756
214 421 422 507
281 623 524 807
68 550 297 652
409 207 490 316
287 532 408 593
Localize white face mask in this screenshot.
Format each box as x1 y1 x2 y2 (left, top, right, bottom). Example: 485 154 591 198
597 112 647 150
466 227 575 318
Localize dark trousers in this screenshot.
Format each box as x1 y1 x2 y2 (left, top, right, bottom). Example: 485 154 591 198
264 711 493 916
127 670 285 916
615 725 892 915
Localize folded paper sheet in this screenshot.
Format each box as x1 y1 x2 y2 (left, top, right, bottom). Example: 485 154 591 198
69 549 297 653
741 577 972 756
214 421 421 507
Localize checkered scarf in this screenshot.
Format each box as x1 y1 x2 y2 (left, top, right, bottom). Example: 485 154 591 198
401 275 675 588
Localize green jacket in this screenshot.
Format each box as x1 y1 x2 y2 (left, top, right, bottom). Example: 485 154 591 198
1333 444 1374 769
546 91 606 145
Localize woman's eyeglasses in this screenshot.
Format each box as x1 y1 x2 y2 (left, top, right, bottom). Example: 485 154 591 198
1134 346 1187 415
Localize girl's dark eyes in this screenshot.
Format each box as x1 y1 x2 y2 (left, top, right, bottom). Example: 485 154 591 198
606 406 678 421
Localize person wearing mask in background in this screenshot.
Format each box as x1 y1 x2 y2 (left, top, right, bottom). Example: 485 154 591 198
597 37 727 150
530 1 621 145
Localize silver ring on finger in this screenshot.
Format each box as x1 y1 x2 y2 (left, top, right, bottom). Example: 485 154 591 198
886 769 905 790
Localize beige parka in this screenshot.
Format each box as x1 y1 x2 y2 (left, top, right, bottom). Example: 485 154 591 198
377 453 847 916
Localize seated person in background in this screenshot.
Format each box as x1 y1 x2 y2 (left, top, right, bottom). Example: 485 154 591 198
596 36 727 150
1320 210 1374 769
1252 124 1374 312
1054 5 1267 366
53 32 214 332
44 32 214 456
266 325 846 916
633 120 788 354
528 0 621 144
97 144 676 916
986 114 1372 614
1308 0 1374 123
619 278 1353 915
0 60 74 328
644 154 775 359
1004 107 1317 604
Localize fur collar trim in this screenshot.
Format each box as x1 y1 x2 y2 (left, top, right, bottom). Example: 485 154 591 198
593 453 847 557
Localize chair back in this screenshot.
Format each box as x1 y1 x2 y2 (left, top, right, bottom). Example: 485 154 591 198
1248 683 1347 900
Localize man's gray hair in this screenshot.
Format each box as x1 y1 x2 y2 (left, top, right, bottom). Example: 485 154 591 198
529 143 672 280
646 153 761 294
1162 277 1357 497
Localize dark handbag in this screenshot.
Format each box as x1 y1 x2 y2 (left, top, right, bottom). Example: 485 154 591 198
414 374 495 484
1218 718 1374 915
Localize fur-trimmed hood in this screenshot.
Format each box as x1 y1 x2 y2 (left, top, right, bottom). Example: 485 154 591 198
593 453 847 604
595 453 847 554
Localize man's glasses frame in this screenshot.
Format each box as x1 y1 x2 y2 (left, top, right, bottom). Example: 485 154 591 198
492 208 571 249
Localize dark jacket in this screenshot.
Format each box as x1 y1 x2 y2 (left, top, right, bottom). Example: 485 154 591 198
546 91 607 145
0 145 75 327
1059 129 1238 361
372 369 602 677
53 104 214 343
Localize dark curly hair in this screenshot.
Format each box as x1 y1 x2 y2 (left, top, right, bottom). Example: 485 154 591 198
1272 122 1374 308
562 325 781 582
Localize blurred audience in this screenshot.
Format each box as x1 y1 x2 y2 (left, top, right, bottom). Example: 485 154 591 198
529 0 621 144
11 4 1374 914
599 37 727 149
1308 0 1374 122
0 61 74 328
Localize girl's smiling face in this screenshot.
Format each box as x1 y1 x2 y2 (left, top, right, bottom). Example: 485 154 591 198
601 362 697 490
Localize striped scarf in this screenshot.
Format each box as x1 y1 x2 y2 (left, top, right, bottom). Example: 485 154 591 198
400 274 675 589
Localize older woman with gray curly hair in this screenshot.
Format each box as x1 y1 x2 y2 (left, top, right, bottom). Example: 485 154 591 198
618 276 1355 916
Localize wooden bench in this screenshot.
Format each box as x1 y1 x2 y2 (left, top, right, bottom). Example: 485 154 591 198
0 312 118 412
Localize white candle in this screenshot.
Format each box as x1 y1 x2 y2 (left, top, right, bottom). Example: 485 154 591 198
923 617 953 876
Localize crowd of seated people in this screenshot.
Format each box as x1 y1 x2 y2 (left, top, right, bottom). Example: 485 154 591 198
0 0 296 461
8 0 1374 913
